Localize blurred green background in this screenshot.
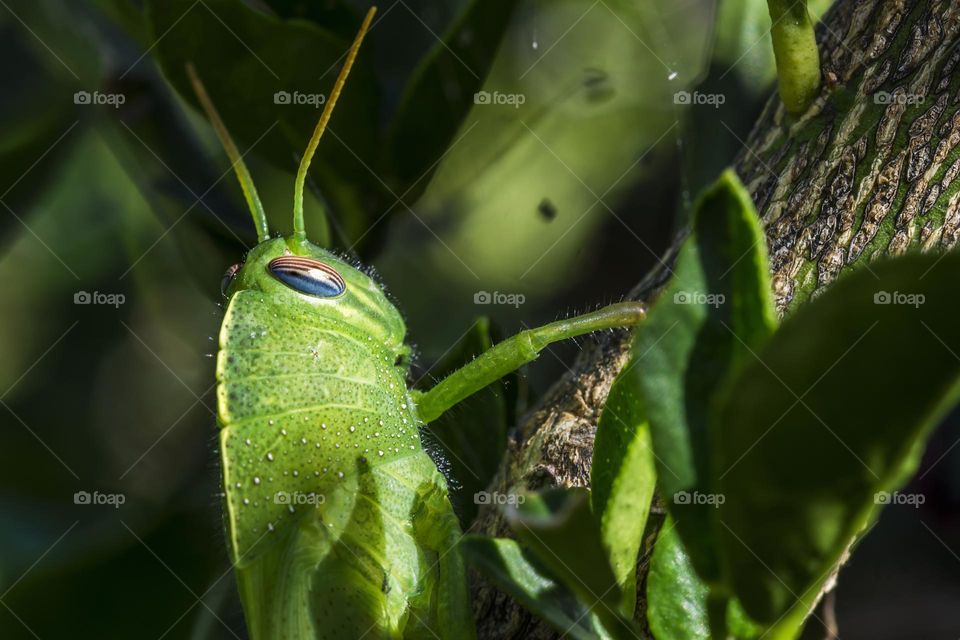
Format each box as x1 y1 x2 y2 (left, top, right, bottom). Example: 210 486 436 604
0 0 958 638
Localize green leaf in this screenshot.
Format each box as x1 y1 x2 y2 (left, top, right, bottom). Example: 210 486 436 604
459 536 610 640
506 489 621 611
591 362 656 615
632 169 776 582
146 0 383 243
388 0 518 198
420 317 512 527
716 250 960 625
647 519 711 640
504 488 640 639
647 519 763 640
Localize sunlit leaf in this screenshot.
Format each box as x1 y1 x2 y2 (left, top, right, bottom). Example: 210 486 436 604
591 362 656 615
633 169 776 582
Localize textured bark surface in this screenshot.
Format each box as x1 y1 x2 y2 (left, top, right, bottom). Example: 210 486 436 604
471 0 960 637
742 0 960 315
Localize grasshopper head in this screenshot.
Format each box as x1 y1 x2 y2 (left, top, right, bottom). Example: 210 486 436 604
221 235 407 354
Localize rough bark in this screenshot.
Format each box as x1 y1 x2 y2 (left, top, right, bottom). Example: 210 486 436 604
471 0 960 637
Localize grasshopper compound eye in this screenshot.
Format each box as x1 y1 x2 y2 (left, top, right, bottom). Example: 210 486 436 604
267 256 346 298
221 264 241 296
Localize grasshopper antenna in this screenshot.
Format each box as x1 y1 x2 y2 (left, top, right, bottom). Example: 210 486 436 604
293 6 376 241
186 63 270 243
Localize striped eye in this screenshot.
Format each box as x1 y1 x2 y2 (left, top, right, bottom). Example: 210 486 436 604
267 256 346 298
221 263 241 296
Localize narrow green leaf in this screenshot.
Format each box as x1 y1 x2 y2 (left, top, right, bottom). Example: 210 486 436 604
459 536 609 640
716 251 960 624
632 169 776 581
591 363 656 615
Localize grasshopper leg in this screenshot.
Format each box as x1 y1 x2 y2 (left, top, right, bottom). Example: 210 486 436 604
413 301 646 423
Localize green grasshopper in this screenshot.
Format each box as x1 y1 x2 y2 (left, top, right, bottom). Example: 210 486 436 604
191 7 646 638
